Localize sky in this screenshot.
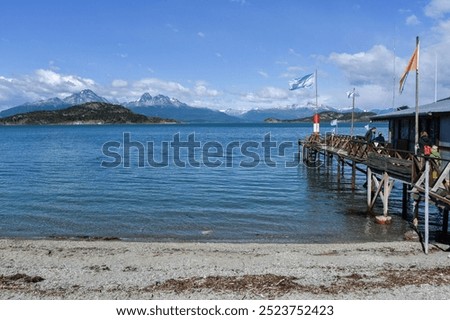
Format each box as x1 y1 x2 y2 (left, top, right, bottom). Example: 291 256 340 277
1 0 450 112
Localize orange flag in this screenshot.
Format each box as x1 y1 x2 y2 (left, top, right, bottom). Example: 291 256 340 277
399 46 418 94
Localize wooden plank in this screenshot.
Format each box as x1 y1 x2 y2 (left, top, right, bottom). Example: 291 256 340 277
367 153 412 180
431 162 450 192
414 185 450 206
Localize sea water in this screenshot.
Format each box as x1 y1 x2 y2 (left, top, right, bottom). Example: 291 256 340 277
0 122 436 243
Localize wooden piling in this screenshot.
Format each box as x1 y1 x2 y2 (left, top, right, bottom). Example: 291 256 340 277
337 157 341 185
300 133 450 245
383 172 389 217
413 196 421 227
443 208 449 233
351 161 356 190
402 183 408 219
367 167 372 210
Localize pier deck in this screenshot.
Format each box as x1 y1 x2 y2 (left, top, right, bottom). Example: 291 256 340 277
300 134 450 244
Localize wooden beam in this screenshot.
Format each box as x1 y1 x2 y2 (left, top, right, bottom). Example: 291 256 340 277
402 183 408 219
369 173 384 211
383 172 390 216
367 167 372 209
351 161 356 190
431 162 450 192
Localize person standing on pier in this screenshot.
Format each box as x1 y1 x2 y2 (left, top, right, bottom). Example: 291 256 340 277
373 132 385 146
419 131 432 155
365 127 377 143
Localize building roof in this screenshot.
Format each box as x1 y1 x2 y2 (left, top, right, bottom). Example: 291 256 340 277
371 97 450 121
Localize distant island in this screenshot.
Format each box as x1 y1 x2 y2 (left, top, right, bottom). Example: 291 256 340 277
264 110 377 123
0 102 178 125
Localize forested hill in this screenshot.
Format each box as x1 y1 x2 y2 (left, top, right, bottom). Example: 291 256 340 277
0 102 178 125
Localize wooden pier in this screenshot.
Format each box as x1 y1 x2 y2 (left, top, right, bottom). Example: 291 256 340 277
299 133 450 245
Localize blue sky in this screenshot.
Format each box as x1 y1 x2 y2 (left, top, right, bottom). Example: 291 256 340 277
1 0 450 111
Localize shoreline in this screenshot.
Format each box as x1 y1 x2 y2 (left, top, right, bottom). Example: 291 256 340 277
1 238 450 299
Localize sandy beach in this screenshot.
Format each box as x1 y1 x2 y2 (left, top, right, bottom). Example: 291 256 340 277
1 238 449 300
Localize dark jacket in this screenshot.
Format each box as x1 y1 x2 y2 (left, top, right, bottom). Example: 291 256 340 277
419 135 431 150
365 129 375 142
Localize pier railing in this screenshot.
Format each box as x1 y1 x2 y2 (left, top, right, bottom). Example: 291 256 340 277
301 133 450 206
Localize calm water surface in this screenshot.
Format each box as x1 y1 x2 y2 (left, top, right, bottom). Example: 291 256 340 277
0 123 432 243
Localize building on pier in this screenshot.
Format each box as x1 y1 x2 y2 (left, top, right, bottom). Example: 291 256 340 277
299 99 450 248
371 97 450 159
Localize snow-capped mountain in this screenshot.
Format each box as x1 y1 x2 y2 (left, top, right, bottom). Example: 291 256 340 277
62 89 109 105
125 93 187 108
237 103 338 122
0 89 393 122
0 89 109 118
126 93 241 123
0 90 242 123
222 108 250 116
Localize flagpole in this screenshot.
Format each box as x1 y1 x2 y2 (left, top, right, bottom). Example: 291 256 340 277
313 69 320 135
351 88 355 137
435 52 437 103
315 69 318 111
414 36 420 155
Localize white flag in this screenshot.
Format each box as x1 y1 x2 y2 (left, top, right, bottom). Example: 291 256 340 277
289 73 315 90
346 89 360 98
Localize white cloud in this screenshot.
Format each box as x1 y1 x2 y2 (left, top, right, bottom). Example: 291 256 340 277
432 18 450 40
280 66 305 79
48 60 60 71
425 0 450 18
193 81 220 97
329 45 395 87
406 14 420 26
243 86 289 103
288 48 302 57
258 70 269 78
112 79 128 87
133 78 190 95
34 69 95 89
0 69 227 110
0 69 98 108
0 76 15 103
197 32 205 38
165 23 179 33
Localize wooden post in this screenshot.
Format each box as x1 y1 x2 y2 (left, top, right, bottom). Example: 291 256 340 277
337 157 341 185
367 167 372 209
443 208 449 233
402 183 408 219
383 172 389 217
351 161 356 190
424 159 430 254
302 146 307 164
412 196 420 227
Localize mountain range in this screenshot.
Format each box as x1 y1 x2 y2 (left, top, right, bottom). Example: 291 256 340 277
0 90 110 118
0 90 240 123
238 103 338 122
124 93 239 123
265 110 377 123
0 89 393 123
0 102 177 125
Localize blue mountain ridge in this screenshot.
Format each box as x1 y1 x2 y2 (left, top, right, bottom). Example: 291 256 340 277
0 89 393 123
